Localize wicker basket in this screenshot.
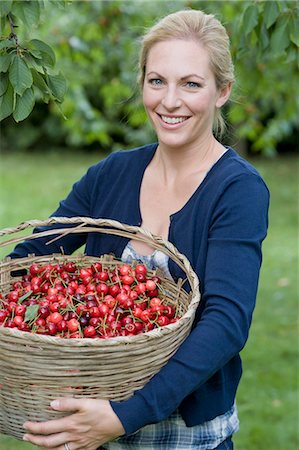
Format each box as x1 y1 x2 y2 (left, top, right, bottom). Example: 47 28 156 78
0 217 200 440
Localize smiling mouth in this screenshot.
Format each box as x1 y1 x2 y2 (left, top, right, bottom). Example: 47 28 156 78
159 115 190 125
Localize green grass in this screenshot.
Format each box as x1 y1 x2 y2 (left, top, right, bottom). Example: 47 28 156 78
0 150 298 450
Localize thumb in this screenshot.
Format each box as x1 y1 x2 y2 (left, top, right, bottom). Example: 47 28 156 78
51 397 81 412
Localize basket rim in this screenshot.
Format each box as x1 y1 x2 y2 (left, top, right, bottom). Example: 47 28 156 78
0 217 201 344
0 216 200 290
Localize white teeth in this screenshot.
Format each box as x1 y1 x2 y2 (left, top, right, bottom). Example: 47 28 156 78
161 115 187 124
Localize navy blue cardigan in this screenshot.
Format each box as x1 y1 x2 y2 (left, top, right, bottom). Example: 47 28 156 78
10 144 269 435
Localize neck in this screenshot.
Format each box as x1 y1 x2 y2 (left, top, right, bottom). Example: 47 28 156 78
155 135 225 179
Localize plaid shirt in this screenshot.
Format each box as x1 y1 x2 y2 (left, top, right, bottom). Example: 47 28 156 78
102 245 239 449
121 241 173 278
103 404 239 449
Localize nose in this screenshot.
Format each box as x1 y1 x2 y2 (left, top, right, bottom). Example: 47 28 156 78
161 86 182 110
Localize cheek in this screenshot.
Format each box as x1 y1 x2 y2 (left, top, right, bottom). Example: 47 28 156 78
190 93 217 114
143 87 159 112
142 92 152 112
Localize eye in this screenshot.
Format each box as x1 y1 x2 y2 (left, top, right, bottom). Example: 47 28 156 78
185 81 201 89
148 78 164 86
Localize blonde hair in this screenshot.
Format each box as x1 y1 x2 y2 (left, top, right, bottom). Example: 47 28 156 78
139 9 235 137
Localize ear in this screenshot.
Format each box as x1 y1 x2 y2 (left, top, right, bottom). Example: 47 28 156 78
216 82 232 108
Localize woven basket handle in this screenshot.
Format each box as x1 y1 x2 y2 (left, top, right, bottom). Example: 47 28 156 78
0 217 199 293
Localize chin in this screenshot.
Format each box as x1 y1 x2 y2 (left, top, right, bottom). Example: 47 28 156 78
159 136 190 149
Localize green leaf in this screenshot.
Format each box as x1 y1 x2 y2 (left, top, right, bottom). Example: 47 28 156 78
1 16 7 32
9 57 31 90
242 4 259 36
31 68 49 95
11 0 41 28
47 71 67 102
29 39 56 68
0 0 13 18
13 86 35 122
0 53 12 73
48 0 67 8
54 100 67 120
28 48 43 60
9 55 33 95
285 47 297 64
24 53 45 72
24 304 39 323
270 15 290 54
18 290 33 303
263 1 280 29
290 16 299 46
259 23 270 51
0 72 9 96
0 38 16 50
0 81 14 120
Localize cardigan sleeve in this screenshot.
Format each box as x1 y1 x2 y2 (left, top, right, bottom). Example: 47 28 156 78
110 172 269 434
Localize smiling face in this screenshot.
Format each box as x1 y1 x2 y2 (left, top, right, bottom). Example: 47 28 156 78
143 39 231 151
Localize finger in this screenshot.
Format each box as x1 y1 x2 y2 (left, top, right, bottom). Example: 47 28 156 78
23 431 69 449
23 415 72 435
23 397 80 435
51 397 84 413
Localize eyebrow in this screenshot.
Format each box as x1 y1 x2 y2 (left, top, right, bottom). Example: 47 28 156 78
181 74 205 81
146 71 205 81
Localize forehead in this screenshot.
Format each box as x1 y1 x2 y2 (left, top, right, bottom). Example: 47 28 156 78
146 39 212 76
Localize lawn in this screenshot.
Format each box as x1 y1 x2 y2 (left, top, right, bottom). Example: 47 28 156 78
0 150 298 450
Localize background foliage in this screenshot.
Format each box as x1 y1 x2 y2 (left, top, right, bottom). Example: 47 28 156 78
0 0 298 155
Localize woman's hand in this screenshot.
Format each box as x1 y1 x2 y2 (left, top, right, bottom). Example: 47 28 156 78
23 398 125 450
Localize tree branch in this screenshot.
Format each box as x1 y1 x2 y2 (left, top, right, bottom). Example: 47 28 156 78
7 13 19 46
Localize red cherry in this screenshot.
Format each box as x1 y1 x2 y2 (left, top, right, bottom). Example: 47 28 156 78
157 315 170 326
134 283 146 295
7 290 19 302
0 310 8 322
98 304 110 317
96 283 109 296
15 304 26 316
13 315 24 327
83 326 96 338
109 285 120 297
38 306 50 318
46 322 57 335
56 320 68 332
135 273 146 282
35 317 46 327
122 275 134 286
149 297 161 308
67 318 80 333
29 263 40 276
91 262 102 273
95 271 109 282
89 307 101 318
146 280 157 291
63 262 77 273
47 312 63 324
89 317 101 328
135 264 147 275
104 295 117 308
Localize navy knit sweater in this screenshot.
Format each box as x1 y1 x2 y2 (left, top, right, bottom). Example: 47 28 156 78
10 143 269 435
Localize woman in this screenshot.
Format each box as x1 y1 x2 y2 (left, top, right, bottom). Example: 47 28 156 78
16 9 269 450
